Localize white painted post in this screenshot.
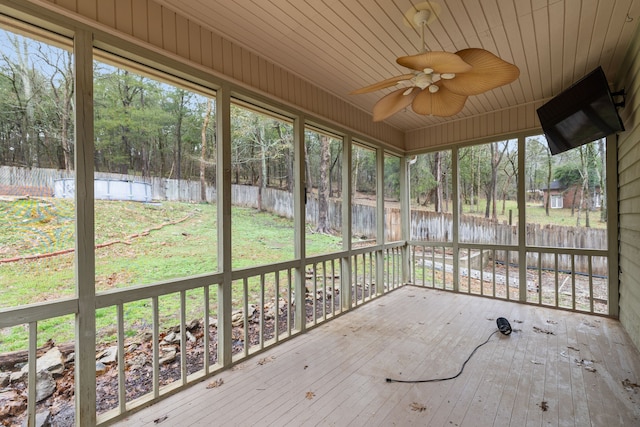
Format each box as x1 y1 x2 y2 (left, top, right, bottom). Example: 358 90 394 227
452 147 460 292
216 85 232 366
376 147 385 295
518 136 527 302
606 135 619 317
293 115 306 332
400 155 410 284
74 28 96 427
341 136 353 310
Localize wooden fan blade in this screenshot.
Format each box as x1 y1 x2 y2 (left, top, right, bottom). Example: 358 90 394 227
411 86 467 117
350 74 415 94
441 48 520 95
397 51 472 73
372 87 418 121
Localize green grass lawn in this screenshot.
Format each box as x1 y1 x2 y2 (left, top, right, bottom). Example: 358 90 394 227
0 198 342 352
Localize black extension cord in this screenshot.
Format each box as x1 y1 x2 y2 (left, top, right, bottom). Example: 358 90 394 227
385 317 512 384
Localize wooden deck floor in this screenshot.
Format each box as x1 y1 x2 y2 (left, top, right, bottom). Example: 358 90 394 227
114 286 640 426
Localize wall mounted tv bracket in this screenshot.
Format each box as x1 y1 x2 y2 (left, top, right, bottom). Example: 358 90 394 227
612 89 626 109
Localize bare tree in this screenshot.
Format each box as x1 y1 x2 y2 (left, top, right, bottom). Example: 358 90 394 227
316 134 331 233
200 99 213 202
484 141 508 220
500 147 517 216
36 45 74 171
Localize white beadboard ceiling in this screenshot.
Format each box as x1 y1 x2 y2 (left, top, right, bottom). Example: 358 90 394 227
155 0 640 133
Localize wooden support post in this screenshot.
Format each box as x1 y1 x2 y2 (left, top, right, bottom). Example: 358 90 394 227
518 136 527 302
452 147 460 292
400 155 411 284
293 115 306 332
376 147 385 295
342 136 353 310
606 134 619 317
217 85 233 366
74 28 96 427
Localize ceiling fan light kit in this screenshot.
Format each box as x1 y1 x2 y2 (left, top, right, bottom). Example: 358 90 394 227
351 1 519 121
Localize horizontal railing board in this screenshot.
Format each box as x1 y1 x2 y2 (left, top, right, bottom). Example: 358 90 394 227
0 298 78 328
95 272 224 308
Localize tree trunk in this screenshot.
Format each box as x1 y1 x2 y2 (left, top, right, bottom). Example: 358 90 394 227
259 127 267 211
316 135 331 233
434 151 442 212
598 139 606 222
545 149 552 216
200 99 213 202
176 106 183 181
304 141 313 194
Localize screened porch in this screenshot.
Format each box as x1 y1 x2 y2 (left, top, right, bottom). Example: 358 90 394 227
0 1 639 427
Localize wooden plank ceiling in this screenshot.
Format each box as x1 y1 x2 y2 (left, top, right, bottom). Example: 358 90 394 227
155 0 640 134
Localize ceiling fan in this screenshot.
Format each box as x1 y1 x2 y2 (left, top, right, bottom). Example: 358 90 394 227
350 2 520 121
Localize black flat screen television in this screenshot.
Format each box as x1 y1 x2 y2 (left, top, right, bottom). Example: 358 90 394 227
536 66 624 155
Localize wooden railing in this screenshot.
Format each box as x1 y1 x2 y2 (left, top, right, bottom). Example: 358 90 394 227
409 242 610 315
0 243 404 425
2 238 611 425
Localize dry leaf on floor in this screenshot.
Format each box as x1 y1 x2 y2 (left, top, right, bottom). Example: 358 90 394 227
206 378 224 389
538 401 549 411
533 326 555 335
306 391 315 400
258 356 276 365
410 402 426 412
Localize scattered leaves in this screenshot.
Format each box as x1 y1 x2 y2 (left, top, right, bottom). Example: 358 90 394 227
567 346 580 351
304 365 309 370
153 415 168 424
622 379 640 392
538 401 549 412
410 402 426 412
513 319 524 324
575 359 597 372
305 391 315 400
206 378 224 389
546 319 558 325
257 356 276 365
533 326 555 335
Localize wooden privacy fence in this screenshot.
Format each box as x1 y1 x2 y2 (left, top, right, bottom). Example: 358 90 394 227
2 166 607 274
408 210 607 275
409 210 606 250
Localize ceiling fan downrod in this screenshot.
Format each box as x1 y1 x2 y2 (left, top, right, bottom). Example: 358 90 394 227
413 10 430 53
